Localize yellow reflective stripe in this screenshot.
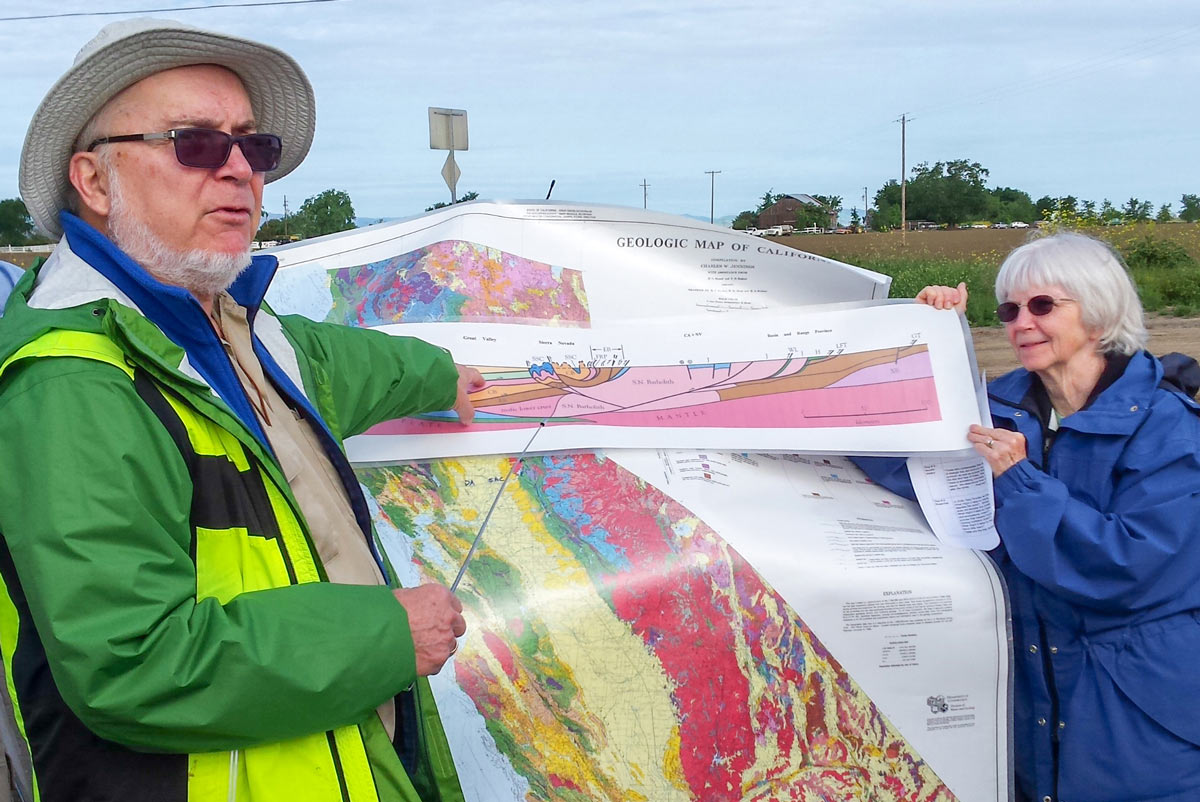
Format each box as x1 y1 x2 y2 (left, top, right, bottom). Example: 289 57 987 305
0 573 39 802
161 392 251 472
259 468 321 585
194 527 291 605
332 725 379 800
4 331 384 800
189 731 351 801
0 330 133 380
187 751 233 801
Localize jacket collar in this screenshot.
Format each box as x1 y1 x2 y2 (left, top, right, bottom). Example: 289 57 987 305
59 211 277 449
989 351 1162 436
59 210 278 319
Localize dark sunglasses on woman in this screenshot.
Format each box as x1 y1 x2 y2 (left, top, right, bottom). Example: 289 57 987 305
996 295 1074 323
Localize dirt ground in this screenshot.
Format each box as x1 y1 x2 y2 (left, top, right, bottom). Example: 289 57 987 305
0 252 40 269
971 315 1200 377
775 222 1200 263
781 228 1032 261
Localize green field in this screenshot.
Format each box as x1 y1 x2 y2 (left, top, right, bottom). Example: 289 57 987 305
778 223 1200 326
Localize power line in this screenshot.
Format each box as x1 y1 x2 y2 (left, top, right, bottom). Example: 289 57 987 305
0 0 341 22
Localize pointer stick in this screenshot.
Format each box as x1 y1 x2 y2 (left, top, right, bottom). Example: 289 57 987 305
450 421 547 593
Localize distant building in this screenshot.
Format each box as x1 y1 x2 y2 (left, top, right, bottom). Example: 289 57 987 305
758 194 838 230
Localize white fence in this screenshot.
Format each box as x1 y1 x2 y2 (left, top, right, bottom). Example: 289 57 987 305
0 244 54 254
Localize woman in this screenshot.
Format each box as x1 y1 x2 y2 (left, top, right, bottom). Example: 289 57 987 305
862 232 1200 802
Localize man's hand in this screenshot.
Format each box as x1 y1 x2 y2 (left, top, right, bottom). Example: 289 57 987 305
915 282 969 314
392 584 467 676
452 364 485 425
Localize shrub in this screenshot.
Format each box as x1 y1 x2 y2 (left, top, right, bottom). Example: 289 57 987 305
1120 236 1194 271
1135 266 1200 315
855 234 1200 324
858 257 1000 326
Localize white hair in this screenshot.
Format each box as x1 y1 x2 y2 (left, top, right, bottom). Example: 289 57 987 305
995 231 1147 355
101 148 251 298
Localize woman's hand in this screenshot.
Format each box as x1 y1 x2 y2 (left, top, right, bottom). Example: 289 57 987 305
916 282 968 314
968 424 1026 477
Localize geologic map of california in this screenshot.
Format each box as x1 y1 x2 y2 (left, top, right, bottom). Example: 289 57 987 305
266 206 1003 800
361 453 954 802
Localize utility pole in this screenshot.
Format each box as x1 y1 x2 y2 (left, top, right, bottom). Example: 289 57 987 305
863 186 868 230
705 170 721 224
282 195 289 239
640 179 650 210
896 114 912 246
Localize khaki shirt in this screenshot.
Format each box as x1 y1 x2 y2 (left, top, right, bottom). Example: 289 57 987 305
212 294 396 737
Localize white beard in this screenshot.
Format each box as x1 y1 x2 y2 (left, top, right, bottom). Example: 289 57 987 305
104 163 252 299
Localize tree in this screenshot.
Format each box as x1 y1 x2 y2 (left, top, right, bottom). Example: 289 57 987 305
1156 204 1174 223
426 191 479 212
255 217 290 242
291 189 356 239
1035 196 1056 219
1100 199 1122 225
905 160 990 227
1122 197 1152 222
849 207 861 228
731 210 757 230
1080 200 1097 222
792 204 827 229
871 181 903 230
1180 194 1200 223
812 194 843 214
0 198 35 246
755 190 784 215
987 187 1037 224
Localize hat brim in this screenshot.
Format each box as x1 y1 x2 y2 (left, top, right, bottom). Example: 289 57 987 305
19 23 315 238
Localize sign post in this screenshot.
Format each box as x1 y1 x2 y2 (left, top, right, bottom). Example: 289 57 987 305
429 107 469 205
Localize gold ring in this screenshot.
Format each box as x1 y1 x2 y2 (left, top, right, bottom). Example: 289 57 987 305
986 438 994 448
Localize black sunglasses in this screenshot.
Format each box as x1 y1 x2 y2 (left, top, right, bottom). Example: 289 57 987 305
86 127 282 172
996 295 1074 323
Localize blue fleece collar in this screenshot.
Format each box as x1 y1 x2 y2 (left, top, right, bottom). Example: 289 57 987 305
60 210 277 449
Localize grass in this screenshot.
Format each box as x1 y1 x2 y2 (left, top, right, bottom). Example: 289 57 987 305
854 256 1002 325
796 223 1200 326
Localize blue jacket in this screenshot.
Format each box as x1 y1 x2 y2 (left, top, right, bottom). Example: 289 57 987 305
859 351 1200 802
0 262 23 318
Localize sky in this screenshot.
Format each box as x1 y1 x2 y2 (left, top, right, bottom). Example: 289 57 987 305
0 0 1197 225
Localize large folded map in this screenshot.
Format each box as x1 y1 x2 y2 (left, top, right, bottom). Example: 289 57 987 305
267 201 1009 802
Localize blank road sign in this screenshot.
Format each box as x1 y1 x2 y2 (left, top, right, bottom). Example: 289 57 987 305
429 107 469 151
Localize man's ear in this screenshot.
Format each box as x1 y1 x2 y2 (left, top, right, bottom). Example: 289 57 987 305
68 151 112 219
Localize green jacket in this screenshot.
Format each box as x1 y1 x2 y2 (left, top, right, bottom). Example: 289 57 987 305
0 237 464 802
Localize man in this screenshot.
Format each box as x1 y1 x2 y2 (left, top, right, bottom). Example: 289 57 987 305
0 262 21 316
0 18 481 801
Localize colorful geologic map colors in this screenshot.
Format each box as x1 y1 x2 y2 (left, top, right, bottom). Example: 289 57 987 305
369 346 938 435
360 454 955 802
325 240 590 327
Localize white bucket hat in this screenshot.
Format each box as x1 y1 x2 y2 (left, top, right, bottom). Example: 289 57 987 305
19 18 316 238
